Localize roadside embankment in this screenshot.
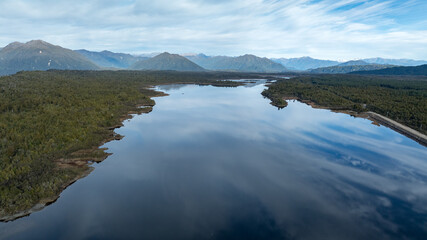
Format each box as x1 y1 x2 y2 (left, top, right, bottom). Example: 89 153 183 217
273 97 427 148
366 112 427 147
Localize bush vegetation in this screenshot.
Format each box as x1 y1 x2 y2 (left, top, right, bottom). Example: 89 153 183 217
0 70 249 218
263 74 427 134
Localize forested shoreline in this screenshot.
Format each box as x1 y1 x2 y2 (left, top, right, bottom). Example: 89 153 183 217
2 70 426 221
0 70 251 220
263 74 427 135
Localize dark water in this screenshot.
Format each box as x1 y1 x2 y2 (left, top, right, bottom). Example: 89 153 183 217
1 82 427 240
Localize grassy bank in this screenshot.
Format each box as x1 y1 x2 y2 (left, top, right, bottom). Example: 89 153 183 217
0 70 252 219
262 74 427 135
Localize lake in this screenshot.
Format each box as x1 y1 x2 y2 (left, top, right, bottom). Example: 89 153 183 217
1 81 427 239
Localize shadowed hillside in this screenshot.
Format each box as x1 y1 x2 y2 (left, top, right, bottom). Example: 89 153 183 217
310 64 393 74
186 54 287 73
0 40 99 75
271 56 339 70
131 52 205 71
76 50 148 69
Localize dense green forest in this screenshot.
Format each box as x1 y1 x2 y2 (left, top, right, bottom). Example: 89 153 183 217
263 75 427 135
3 70 426 220
0 70 252 219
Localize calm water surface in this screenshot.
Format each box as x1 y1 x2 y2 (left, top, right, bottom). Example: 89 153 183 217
1 82 427 239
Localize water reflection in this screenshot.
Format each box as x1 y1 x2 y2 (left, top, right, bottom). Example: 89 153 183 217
1 83 426 240
156 84 187 91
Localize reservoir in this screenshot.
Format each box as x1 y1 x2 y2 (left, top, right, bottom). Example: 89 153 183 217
1 81 426 239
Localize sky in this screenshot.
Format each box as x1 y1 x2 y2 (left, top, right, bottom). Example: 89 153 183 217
0 0 426 60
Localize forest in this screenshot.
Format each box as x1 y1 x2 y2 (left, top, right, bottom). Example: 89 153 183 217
262 74 427 135
0 70 252 219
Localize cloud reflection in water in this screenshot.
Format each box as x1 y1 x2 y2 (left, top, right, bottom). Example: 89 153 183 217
1 83 426 240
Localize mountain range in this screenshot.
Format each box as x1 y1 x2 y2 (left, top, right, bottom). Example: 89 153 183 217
186 54 287 73
363 58 427 66
1 40 427 76
337 60 372 66
310 63 394 74
76 49 148 69
271 57 427 70
351 64 427 75
0 40 99 76
271 57 339 70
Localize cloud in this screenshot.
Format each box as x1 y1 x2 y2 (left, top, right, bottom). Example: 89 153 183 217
0 0 426 60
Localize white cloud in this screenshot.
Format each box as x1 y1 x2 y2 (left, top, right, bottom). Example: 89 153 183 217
0 0 426 60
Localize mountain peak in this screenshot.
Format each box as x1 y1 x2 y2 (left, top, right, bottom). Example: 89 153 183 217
131 52 205 71
27 39 48 44
2 41 25 51
0 39 99 76
241 54 257 58
154 52 188 60
186 54 287 72
75 49 148 69
26 40 53 48
197 53 209 58
157 52 173 57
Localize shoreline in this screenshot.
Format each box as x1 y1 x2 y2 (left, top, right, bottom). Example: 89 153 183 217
365 111 427 147
0 168 93 222
0 82 239 222
0 88 168 222
281 97 427 147
3 82 424 222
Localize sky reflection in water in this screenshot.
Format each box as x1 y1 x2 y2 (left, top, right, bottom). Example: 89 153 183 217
1 82 427 240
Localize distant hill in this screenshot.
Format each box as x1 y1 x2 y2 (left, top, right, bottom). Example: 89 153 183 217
131 52 205 71
185 54 228 70
270 57 427 71
310 64 393 74
76 50 148 69
351 64 427 76
0 40 99 76
338 60 371 66
271 57 339 70
362 58 427 66
186 54 287 73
